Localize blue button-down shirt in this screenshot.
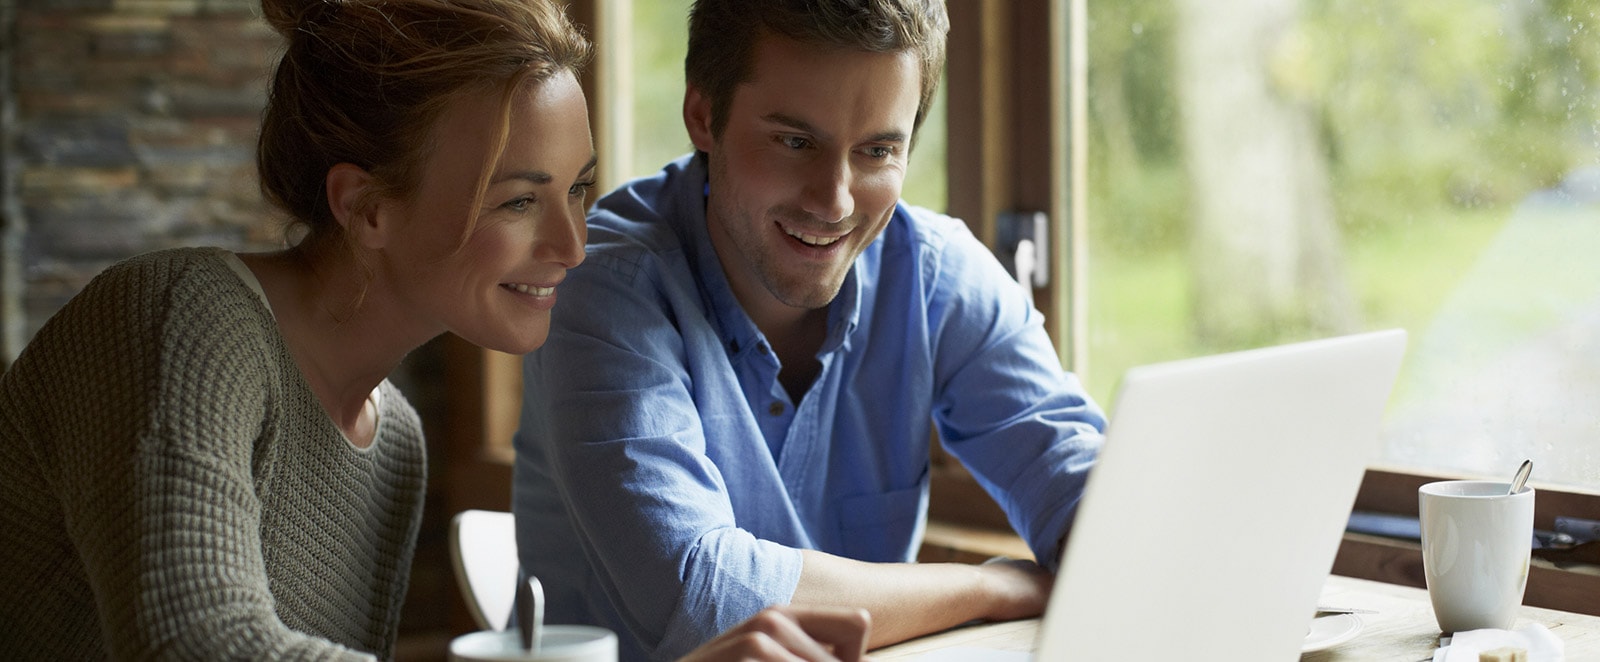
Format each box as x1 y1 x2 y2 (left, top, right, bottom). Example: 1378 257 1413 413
512 154 1105 661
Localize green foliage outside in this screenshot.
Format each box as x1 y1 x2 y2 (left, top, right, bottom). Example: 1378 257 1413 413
629 0 694 180
1083 0 1600 406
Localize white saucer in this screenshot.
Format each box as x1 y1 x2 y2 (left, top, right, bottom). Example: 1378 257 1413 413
1303 613 1364 653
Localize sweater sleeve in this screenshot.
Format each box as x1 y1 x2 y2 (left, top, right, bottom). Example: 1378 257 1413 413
29 257 374 661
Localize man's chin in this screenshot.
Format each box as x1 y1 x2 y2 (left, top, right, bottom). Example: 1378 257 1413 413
770 280 846 310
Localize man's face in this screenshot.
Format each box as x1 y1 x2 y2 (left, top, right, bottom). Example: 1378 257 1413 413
687 34 922 318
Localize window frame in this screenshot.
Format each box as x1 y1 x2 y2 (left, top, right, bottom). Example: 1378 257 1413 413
933 0 1600 616
440 0 1600 615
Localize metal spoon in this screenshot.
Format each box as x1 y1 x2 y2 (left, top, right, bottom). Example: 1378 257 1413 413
516 573 545 655
1508 459 1533 495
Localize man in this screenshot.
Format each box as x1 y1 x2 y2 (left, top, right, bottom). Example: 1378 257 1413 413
512 1 1105 659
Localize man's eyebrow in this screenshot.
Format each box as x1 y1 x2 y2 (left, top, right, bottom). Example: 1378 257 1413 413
763 112 818 135
761 112 907 145
866 129 909 144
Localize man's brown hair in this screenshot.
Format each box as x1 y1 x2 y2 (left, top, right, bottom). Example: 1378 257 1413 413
685 0 949 143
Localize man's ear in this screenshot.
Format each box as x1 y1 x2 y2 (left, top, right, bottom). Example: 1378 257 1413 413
325 162 389 249
684 84 716 153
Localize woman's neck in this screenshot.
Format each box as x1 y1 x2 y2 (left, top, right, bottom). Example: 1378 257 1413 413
239 246 432 446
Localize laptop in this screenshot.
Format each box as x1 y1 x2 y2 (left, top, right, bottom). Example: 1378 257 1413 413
927 329 1407 661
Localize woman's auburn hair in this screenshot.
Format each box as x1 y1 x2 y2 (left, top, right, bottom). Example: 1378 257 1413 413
255 0 592 248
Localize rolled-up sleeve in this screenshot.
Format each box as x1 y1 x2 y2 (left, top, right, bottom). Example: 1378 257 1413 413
925 225 1106 572
522 249 803 660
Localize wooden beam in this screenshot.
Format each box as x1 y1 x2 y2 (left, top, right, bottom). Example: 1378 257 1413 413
1334 532 1600 617
1356 467 1600 532
945 0 1080 367
945 0 1012 247
567 0 633 193
441 334 517 514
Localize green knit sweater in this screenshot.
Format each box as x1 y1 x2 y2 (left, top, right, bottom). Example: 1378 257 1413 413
0 248 427 660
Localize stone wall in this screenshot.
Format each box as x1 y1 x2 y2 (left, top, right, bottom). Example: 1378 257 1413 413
2 0 459 652
6 0 283 355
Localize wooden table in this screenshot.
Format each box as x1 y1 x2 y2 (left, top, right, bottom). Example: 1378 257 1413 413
872 575 1600 660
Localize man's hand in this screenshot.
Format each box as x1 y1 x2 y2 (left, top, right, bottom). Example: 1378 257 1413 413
790 550 1056 649
679 605 872 662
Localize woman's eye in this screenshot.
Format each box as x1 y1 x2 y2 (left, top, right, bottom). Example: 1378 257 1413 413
502 196 533 212
569 181 596 199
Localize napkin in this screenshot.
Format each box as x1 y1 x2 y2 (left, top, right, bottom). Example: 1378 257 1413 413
1432 623 1564 662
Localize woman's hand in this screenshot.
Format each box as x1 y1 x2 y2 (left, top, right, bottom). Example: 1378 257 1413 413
680 605 872 662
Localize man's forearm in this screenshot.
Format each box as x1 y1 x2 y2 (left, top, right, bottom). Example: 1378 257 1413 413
788 549 1052 648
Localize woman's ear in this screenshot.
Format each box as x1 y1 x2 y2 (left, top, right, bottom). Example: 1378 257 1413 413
325 163 389 249
684 84 716 153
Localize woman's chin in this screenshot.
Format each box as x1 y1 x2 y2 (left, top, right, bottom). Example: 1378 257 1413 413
467 326 549 356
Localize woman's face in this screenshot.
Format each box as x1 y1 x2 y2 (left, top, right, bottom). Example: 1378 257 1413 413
377 71 596 354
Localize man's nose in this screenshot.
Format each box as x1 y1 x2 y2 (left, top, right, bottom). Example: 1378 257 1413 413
798 156 854 223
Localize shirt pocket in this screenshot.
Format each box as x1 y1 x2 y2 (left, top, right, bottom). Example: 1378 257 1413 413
836 484 927 563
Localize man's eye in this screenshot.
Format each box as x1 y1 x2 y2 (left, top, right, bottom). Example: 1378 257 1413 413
780 136 811 150
864 146 894 159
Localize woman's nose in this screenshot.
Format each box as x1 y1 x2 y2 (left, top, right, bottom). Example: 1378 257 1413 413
535 203 586 268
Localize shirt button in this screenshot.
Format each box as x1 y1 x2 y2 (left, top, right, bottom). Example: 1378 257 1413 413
768 401 785 416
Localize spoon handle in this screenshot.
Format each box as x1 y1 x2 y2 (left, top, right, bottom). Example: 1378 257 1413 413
517 573 545 653
1509 459 1533 495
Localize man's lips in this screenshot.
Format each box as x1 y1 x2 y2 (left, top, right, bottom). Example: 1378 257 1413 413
780 224 846 247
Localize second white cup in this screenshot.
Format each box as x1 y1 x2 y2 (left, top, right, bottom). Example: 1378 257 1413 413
449 625 618 662
1418 480 1535 633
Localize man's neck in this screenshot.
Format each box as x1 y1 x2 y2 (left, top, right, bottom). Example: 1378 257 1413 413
765 307 829 403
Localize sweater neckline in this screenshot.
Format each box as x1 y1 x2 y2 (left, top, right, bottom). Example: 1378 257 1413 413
218 248 386 453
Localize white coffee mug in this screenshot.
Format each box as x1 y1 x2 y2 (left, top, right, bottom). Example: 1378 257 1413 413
1418 480 1535 633
448 625 618 662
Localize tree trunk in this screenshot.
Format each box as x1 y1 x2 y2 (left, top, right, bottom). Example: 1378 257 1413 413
1173 0 1357 346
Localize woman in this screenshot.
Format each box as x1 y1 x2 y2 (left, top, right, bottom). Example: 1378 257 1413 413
0 0 867 658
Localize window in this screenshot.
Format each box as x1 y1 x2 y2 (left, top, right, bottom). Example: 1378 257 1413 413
443 0 1597 606
627 0 691 181
1086 1 1600 492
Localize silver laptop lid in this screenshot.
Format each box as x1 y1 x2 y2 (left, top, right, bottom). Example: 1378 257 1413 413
1037 329 1407 660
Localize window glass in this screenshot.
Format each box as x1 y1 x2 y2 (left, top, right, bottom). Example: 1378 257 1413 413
904 81 948 212
629 1 946 211
1087 1 1600 489
630 0 693 180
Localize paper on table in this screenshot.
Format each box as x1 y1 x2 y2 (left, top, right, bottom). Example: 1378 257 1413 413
1432 623 1564 662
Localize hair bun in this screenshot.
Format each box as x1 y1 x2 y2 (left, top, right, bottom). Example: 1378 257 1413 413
259 0 339 38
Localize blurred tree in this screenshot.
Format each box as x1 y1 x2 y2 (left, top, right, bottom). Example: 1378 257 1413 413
1303 0 1600 226
630 0 694 181
1173 0 1357 346
1087 1 1187 254
1089 0 1600 349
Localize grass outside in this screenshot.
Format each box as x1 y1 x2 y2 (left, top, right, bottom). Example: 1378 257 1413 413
1083 207 1511 409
